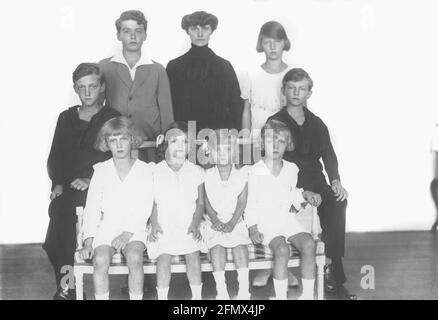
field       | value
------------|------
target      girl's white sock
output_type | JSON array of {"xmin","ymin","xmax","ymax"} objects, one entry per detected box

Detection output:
[
  {"xmin": 301, "ymin": 278, "xmax": 315, "ymax": 299},
  {"xmin": 273, "ymin": 278, "xmax": 288, "ymax": 300},
  {"xmin": 236, "ymin": 268, "xmax": 250, "ymax": 299},
  {"xmin": 190, "ymin": 283, "xmax": 203, "ymax": 300},
  {"xmin": 129, "ymin": 292, "xmax": 143, "ymax": 300},
  {"xmin": 156, "ymin": 286, "xmax": 169, "ymax": 300},
  {"xmin": 95, "ymin": 291, "xmax": 109, "ymax": 300},
  {"xmin": 213, "ymin": 271, "xmax": 228, "ymax": 299}
]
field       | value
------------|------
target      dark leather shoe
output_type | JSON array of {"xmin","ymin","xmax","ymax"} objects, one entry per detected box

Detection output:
[
  {"xmin": 335, "ymin": 285, "xmax": 357, "ymax": 300},
  {"xmin": 324, "ymin": 265, "xmax": 357, "ymax": 300}
]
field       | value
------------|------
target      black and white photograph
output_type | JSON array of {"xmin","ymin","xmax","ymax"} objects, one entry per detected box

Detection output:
[{"xmin": 0, "ymin": 0, "xmax": 438, "ymax": 304}]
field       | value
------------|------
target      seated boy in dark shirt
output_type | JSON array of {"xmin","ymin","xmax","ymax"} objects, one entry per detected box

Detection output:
[{"xmin": 269, "ymin": 68, "xmax": 356, "ymax": 300}]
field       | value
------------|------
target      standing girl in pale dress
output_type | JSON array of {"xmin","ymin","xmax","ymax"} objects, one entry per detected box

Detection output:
[
  {"xmin": 78, "ymin": 116, "xmax": 154, "ymax": 300},
  {"xmin": 147, "ymin": 122, "xmax": 206, "ymax": 300},
  {"xmin": 241, "ymin": 21, "xmax": 292, "ymax": 136},
  {"xmin": 200, "ymin": 130, "xmax": 251, "ymax": 300}
]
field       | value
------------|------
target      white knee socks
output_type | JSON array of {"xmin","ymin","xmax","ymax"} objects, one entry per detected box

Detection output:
[
  {"xmin": 273, "ymin": 278, "xmax": 288, "ymax": 300},
  {"xmin": 190, "ymin": 283, "xmax": 203, "ymax": 300},
  {"xmin": 300, "ymin": 278, "xmax": 315, "ymax": 300},
  {"xmin": 213, "ymin": 271, "xmax": 229, "ymax": 299},
  {"xmin": 236, "ymin": 268, "xmax": 250, "ymax": 299},
  {"xmin": 129, "ymin": 292, "xmax": 143, "ymax": 300},
  {"xmin": 156, "ymin": 286, "xmax": 169, "ymax": 300},
  {"xmin": 95, "ymin": 291, "xmax": 109, "ymax": 300}
]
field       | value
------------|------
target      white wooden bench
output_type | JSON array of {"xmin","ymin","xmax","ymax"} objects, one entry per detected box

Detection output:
[{"xmin": 73, "ymin": 205, "xmax": 325, "ymax": 300}]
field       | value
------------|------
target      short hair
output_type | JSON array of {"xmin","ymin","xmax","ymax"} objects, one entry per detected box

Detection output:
[
  {"xmin": 181, "ymin": 11, "xmax": 218, "ymax": 32},
  {"xmin": 282, "ymin": 68, "xmax": 314, "ymax": 91},
  {"xmin": 206, "ymin": 129, "xmax": 239, "ymax": 166},
  {"xmin": 261, "ymin": 119, "xmax": 294, "ymax": 151},
  {"xmin": 156, "ymin": 121, "xmax": 189, "ymax": 161},
  {"xmin": 94, "ymin": 116, "xmax": 145, "ymax": 152},
  {"xmin": 256, "ymin": 21, "xmax": 291, "ymax": 53},
  {"xmin": 72, "ymin": 63, "xmax": 105, "ymax": 85},
  {"xmin": 115, "ymin": 10, "xmax": 148, "ymax": 33}
]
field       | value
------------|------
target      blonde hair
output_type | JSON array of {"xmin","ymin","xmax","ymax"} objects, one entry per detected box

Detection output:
[
  {"xmin": 94, "ymin": 116, "xmax": 145, "ymax": 152},
  {"xmin": 261, "ymin": 119, "xmax": 294, "ymax": 152}
]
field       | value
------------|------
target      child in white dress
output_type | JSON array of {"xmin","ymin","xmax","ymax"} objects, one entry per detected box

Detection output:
[
  {"xmin": 78, "ymin": 116, "xmax": 154, "ymax": 300},
  {"xmin": 200, "ymin": 130, "xmax": 251, "ymax": 300},
  {"xmin": 147, "ymin": 122, "xmax": 206, "ymax": 300},
  {"xmin": 246, "ymin": 119, "xmax": 321, "ymax": 300}
]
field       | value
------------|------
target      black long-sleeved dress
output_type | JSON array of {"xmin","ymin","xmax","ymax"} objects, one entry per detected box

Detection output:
[
  {"xmin": 269, "ymin": 107, "xmax": 347, "ymax": 285},
  {"xmin": 166, "ymin": 44, "xmax": 243, "ymax": 131},
  {"xmin": 43, "ymin": 105, "xmax": 120, "ymax": 288}
]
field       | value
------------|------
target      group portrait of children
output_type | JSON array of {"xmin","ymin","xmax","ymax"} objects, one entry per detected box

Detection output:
[{"xmin": 44, "ymin": 9, "xmax": 354, "ymax": 301}]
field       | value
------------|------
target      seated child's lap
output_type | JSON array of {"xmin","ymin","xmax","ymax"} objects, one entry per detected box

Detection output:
[
  {"xmin": 93, "ymin": 231, "xmax": 147, "ymax": 252},
  {"xmin": 260, "ymin": 213, "xmax": 309, "ymax": 246}
]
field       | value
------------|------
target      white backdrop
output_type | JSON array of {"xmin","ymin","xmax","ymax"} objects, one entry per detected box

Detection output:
[{"xmin": 1, "ymin": 0, "xmax": 438, "ymax": 244}]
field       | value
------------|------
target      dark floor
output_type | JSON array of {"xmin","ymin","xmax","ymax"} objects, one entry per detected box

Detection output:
[{"xmin": 1, "ymin": 231, "xmax": 438, "ymax": 300}]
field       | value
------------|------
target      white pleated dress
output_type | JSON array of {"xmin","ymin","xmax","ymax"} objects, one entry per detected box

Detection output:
[
  {"xmin": 82, "ymin": 159, "xmax": 155, "ymax": 250},
  {"xmin": 245, "ymin": 160, "xmax": 309, "ymax": 246},
  {"xmin": 146, "ymin": 160, "xmax": 207, "ymax": 259},
  {"xmin": 200, "ymin": 166, "xmax": 251, "ymax": 249}
]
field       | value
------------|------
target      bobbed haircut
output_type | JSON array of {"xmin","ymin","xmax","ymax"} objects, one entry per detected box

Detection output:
[
  {"xmin": 72, "ymin": 63, "xmax": 105, "ymax": 85},
  {"xmin": 115, "ymin": 10, "xmax": 148, "ymax": 33},
  {"xmin": 256, "ymin": 21, "xmax": 291, "ymax": 53},
  {"xmin": 282, "ymin": 68, "xmax": 314, "ymax": 91},
  {"xmin": 94, "ymin": 116, "xmax": 145, "ymax": 152},
  {"xmin": 261, "ymin": 119, "xmax": 294, "ymax": 152},
  {"xmin": 206, "ymin": 129, "xmax": 239, "ymax": 166},
  {"xmin": 156, "ymin": 121, "xmax": 189, "ymax": 161},
  {"xmin": 181, "ymin": 11, "xmax": 218, "ymax": 32}
]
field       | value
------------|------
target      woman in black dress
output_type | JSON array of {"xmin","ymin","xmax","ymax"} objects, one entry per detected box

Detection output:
[
  {"xmin": 43, "ymin": 63, "xmax": 120, "ymax": 300},
  {"xmin": 166, "ymin": 11, "xmax": 243, "ymax": 133}
]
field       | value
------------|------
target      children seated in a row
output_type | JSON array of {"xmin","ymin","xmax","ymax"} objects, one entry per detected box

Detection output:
[{"xmin": 79, "ymin": 117, "xmax": 320, "ymax": 300}]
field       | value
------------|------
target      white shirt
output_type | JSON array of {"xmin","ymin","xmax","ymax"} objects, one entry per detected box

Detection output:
[
  {"xmin": 110, "ymin": 49, "xmax": 154, "ymax": 80},
  {"xmin": 245, "ymin": 160, "xmax": 305, "ymax": 228}
]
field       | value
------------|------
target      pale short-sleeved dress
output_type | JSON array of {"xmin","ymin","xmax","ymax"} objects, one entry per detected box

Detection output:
[
  {"xmin": 200, "ymin": 166, "xmax": 251, "ymax": 249},
  {"xmin": 82, "ymin": 159, "xmax": 155, "ymax": 249},
  {"xmin": 245, "ymin": 160, "xmax": 309, "ymax": 246},
  {"xmin": 240, "ymin": 66, "xmax": 291, "ymax": 135},
  {"xmin": 146, "ymin": 160, "xmax": 207, "ymax": 259}
]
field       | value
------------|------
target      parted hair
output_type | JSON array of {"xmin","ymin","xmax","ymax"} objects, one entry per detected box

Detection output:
[
  {"xmin": 256, "ymin": 21, "xmax": 291, "ymax": 53},
  {"xmin": 94, "ymin": 116, "xmax": 145, "ymax": 152},
  {"xmin": 115, "ymin": 10, "xmax": 148, "ymax": 33},
  {"xmin": 72, "ymin": 63, "xmax": 105, "ymax": 85},
  {"xmin": 181, "ymin": 11, "xmax": 218, "ymax": 32},
  {"xmin": 282, "ymin": 68, "xmax": 314, "ymax": 91},
  {"xmin": 156, "ymin": 121, "xmax": 189, "ymax": 161},
  {"xmin": 261, "ymin": 119, "xmax": 294, "ymax": 151}
]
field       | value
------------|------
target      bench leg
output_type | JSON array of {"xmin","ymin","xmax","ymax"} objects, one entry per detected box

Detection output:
[
  {"xmin": 74, "ymin": 270, "xmax": 84, "ymax": 300},
  {"xmin": 316, "ymin": 262, "xmax": 324, "ymax": 300}
]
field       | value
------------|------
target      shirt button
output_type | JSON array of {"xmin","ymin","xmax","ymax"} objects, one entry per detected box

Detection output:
[{"xmin": 129, "ymin": 96, "xmax": 133, "ymax": 101}]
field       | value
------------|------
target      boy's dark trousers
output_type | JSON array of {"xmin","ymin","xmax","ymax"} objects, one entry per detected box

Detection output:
[
  {"xmin": 43, "ymin": 188, "xmax": 87, "ymax": 289},
  {"xmin": 315, "ymin": 183, "xmax": 347, "ymax": 286}
]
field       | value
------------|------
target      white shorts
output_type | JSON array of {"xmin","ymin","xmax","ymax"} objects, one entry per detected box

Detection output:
[
  {"xmin": 258, "ymin": 213, "xmax": 309, "ymax": 246},
  {"xmin": 92, "ymin": 230, "xmax": 147, "ymax": 251}
]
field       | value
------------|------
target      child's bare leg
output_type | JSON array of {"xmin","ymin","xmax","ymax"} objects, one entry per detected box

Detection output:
[
  {"xmin": 232, "ymin": 245, "xmax": 250, "ymax": 299},
  {"xmin": 288, "ymin": 232, "xmax": 316, "ymax": 299},
  {"xmin": 269, "ymin": 236, "xmax": 290, "ymax": 299},
  {"xmin": 185, "ymin": 251, "xmax": 202, "ymax": 300},
  {"xmin": 93, "ymin": 245, "xmax": 115, "ymax": 299},
  {"xmin": 124, "ymin": 241, "xmax": 145, "ymax": 300},
  {"xmin": 210, "ymin": 245, "xmax": 228, "ymax": 299},
  {"xmin": 156, "ymin": 254, "xmax": 172, "ymax": 300}
]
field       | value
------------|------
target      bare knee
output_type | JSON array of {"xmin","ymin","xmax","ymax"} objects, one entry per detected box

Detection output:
[
  {"xmin": 300, "ymin": 237, "xmax": 316, "ymax": 255},
  {"xmin": 126, "ymin": 249, "xmax": 143, "ymax": 267},
  {"xmin": 275, "ymin": 243, "xmax": 290, "ymax": 259},
  {"xmin": 94, "ymin": 251, "xmax": 111, "ymax": 269}
]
